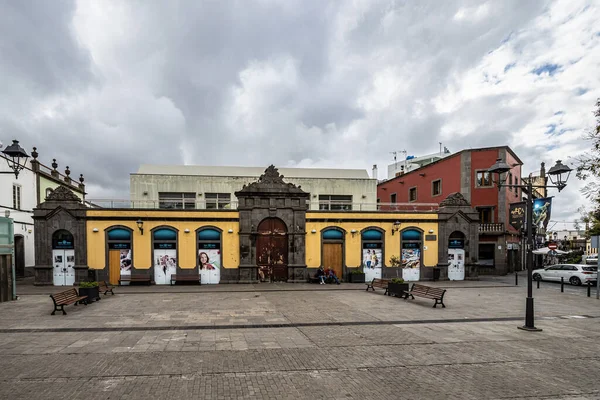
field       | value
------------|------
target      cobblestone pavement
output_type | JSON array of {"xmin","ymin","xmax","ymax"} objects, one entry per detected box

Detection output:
[{"xmin": 1, "ymin": 281, "xmax": 599, "ymax": 399}]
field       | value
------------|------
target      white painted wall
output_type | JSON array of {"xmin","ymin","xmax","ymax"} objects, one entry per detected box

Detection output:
[
  {"xmin": 0, "ymin": 157, "xmax": 36, "ymax": 268},
  {"xmin": 130, "ymin": 174, "xmax": 378, "ymax": 210}
]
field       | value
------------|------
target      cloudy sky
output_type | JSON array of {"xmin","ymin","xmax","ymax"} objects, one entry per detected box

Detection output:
[{"xmin": 1, "ymin": 0, "xmax": 598, "ymax": 225}]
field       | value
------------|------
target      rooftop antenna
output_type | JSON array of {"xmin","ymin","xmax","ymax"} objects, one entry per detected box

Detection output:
[
  {"xmin": 439, "ymin": 142, "xmax": 442, "ymax": 156},
  {"xmin": 390, "ymin": 151, "xmax": 398, "ymax": 169}
]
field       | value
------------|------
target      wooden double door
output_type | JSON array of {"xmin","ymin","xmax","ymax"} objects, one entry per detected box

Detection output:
[
  {"xmin": 322, "ymin": 243, "xmax": 343, "ymax": 279},
  {"xmin": 256, "ymin": 218, "xmax": 288, "ymax": 282}
]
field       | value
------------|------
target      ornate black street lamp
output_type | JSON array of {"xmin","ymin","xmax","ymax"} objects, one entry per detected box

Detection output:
[
  {"xmin": 1, "ymin": 140, "xmax": 30, "ymax": 179},
  {"xmin": 488, "ymin": 158, "xmax": 571, "ymax": 331}
]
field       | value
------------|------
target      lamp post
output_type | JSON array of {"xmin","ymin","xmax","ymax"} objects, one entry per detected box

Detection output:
[
  {"xmin": 1, "ymin": 140, "xmax": 30, "ymax": 179},
  {"xmin": 488, "ymin": 158, "xmax": 571, "ymax": 331}
]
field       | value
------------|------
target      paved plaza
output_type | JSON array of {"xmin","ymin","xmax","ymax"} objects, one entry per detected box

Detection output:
[{"xmin": 0, "ymin": 279, "xmax": 599, "ymax": 399}]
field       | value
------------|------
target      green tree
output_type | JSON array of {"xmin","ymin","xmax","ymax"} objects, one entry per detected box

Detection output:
[{"xmin": 575, "ymin": 98, "xmax": 600, "ymax": 236}]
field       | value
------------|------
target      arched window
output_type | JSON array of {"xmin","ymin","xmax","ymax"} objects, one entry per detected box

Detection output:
[
  {"xmin": 400, "ymin": 229, "xmax": 422, "ymax": 268},
  {"xmin": 152, "ymin": 227, "xmax": 178, "ymax": 285},
  {"xmin": 449, "ymin": 231, "xmax": 466, "ymax": 249},
  {"xmin": 361, "ymin": 228, "xmax": 384, "ymax": 280},
  {"xmin": 197, "ymin": 227, "xmax": 222, "ymax": 284},
  {"xmin": 106, "ymin": 226, "xmax": 133, "ymax": 285},
  {"xmin": 52, "ymin": 229, "xmax": 74, "ymax": 249}
]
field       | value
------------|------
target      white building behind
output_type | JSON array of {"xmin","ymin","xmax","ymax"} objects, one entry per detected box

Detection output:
[
  {"xmin": 387, "ymin": 148, "xmax": 452, "ymax": 179},
  {"xmin": 0, "ymin": 154, "xmax": 36, "ymax": 275},
  {"xmin": 129, "ymin": 165, "xmax": 378, "ymax": 211},
  {"xmin": 1, "ymin": 142, "xmax": 87, "ymax": 277}
]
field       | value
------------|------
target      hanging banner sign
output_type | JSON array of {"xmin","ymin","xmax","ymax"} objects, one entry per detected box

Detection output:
[
  {"xmin": 533, "ymin": 197, "xmax": 552, "ymax": 231},
  {"xmin": 509, "ymin": 202, "xmax": 526, "ymax": 231}
]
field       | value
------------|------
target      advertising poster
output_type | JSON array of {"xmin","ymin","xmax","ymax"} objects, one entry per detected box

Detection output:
[
  {"xmin": 362, "ymin": 245, "xmax": 382, "ymax": 282},
  {"xmin": 120, "ymin": 249, "xmax": 132, "ymax": 277},
  {"xmin": 401, "ymin": 247, "xmax": 421, "ymax": 281},
  {"xmin": 533, "ymin": 197, "xmax": 552, "ymax": 231},
  {"xmin": 199, "ymin": 244, "xmax": 221, "ymax": 284},
  {"xmin": 154, "ymin": 250, "xmax": 177, "ymax": 285}
]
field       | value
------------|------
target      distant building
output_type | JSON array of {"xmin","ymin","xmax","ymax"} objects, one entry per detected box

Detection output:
[
  {"xmin": 387, "ymin": 147, "xmax": 452, "ymax": 179},
  {"xmin": 0, "ymin": 145, "xmax": 86, "ymax": 277},
  {"xmin": 378, "ymin": 146, "xmax": 524, "ymax": 275},
  {"xmin": 128, "ymin": 165, "xmax": 378, "ymax": 211}
]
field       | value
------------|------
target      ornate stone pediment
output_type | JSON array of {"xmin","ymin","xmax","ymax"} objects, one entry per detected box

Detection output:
[
  {"xmin": 439, "ymin": 192, "xmax": 470, "ymax": 207},
  {"xmin": 46, "ymin": 185, "xmax": 82, "ymax": 203},
  {"xmin": 236, "ymin": 165, "xmax": 307, "ymax": 195}
]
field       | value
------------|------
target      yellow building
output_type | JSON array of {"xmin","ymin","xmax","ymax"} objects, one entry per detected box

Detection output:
[{"xmin": 84, "ymin": 208, "xmax": 438, "ymax": 285}]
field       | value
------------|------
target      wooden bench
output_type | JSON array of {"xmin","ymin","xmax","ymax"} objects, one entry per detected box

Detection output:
[
  {"xmin": 98, "ymin": 281, "xmax": 115, "ymax": 295},
  {"xmin": 49, "ymin": 288, "xmax": 88, "ymax": 315},
  {"xmin": 403, "ymin": 283, "xmax": 447, "ymax": 308},
  {"xmin": 118, "ymin": 275, "xmax": 152, "ymax": 285},
  {"xmin": 170, "ymin": 274, "xmax": 201, "ymax": 285},
  {"xmin": 365, "ymin": 278, "xmax": 390, "ymax": 295}
]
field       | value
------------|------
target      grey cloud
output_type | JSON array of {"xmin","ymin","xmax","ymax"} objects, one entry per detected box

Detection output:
[{"xmin": 0, "ymin": 0, "xmax": 597, "ymax": 225}]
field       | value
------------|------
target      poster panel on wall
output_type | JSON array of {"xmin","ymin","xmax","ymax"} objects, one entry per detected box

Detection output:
[
  {"xmin": 401, "ymin": 243, "xmax": 421, "ymax": 281},
  {"xmin": 154, "ymin": 249, "xmax": 177, "ymax": 285},
  {"xmin": 199, "ymin": 243, "xmax": 221, "ymax": 284},
  {"xmin": 362, "ymin": 243, "xmax": 382, "ymax": 281},
  {"xmin": 448, "ymin": 248, "xmax": 465, "ymax": 281},
  {"xmin": 120, "ymin": 249, "xmax": 132, "ymax": 277}
]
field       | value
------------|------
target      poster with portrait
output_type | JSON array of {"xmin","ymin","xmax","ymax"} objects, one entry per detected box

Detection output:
[
  {"xmin": 154, "ymin": 249, "xmax": 177, "ymax": 285},
  {"xmin": 199, "ymin": 243, "xmax": 221, "ymax": 284},
  {"xmin": 362, "ymin": 244, "xmax": 382, "ymax": 282},
  {"xmin": 120, "ymin": 249, "xmax": 132, "ymax": 276}
]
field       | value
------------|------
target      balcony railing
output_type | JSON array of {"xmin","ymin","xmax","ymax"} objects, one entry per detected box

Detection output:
[
  {"xmin": 85, "ymin": 199, "xmax": 440, "ymax": 212},
  {"xmin": 479, "ymin": 223, "xmax": 505, "ymax": 234}
]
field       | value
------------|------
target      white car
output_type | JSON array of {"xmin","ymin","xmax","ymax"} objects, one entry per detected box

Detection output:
[
  {"xmin": 532, "ymin": 264, "xmax": 598, "ymax": 286},
  {"xmin": 585, "ymin": 257, "xmax": 598, "ymax": 265}
]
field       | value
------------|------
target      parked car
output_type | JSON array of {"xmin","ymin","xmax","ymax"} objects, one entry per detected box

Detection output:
[
  {"xmin": 532, "ymin": 264, "xmax": 598, "ymax": 286},
  {"xmin": 585, "ymin": 256, "xmax": 598, "ymax": 265}
]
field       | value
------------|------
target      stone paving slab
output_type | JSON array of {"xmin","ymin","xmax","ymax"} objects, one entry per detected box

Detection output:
[
  {"xmin": 1, "ymin": 284, "xmax": 599, "ymax": 331},
  {"xmin": 1, "ymin": 282, "xmax": 600, "ymax": 399}
]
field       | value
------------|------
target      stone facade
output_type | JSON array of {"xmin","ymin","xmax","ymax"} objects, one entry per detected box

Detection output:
[
  {"xmin": 33, "ymin": 186, "xmax": 88, "ymax": 285},
  {"xmin": 235, "ymin": 166, "xmax": 310, "ymax": 283},
  {"xmin": 434, "ymin": 192, "xmax": 480, "ymax": 280}
]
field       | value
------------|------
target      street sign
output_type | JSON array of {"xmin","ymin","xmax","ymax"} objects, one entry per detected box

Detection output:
[{"xmin": 548, "ymin": 242, "xmax": 557, "ymax": 250}]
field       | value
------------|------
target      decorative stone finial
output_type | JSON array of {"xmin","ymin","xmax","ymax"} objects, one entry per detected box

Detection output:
[
  {"xmin": 79, "ymin": 174, "xmax": 84, "ymax": 184},
  {"xmin": 31, "ymin": 147, "xmax": 38, "ymax": 160},
  {"xmin": 52, "ymin": 159, "xmax": 58, "ymax": 170},
  {"xmin": 65, "ymin": 166, "xmax": 71, "ymax": 177}
]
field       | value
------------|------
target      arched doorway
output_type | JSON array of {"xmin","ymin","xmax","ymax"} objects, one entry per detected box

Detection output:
[
  {"xmin": 106, "ymin": 227, "xmax": 133, "ymax": 285},
  {"xmin": 361, "ymin": 228, "xmax": 384, "ymax": 282},
  {"xmin": 256, "ymin": 218, "xmax": 288, "ymax": 282},
  {"xmin": 197, "ymin": 227, "xmax": 222, "ymax": 284},
  {"xmin": 400, "ymin": 228, "xmax": 422, "ymax": 281},
  {"xmin": 152, "ymin": 227, "xmax": 178, "ymax": 285},
  {"xmin": 448, "ymin": 231, "xmax": 466, "ymax": 281},
  {"xmin": 321, "ymin": 228, "xmax": 345, "ymax": 280},
  {"xmin": 14, "ymin": 235, "xmax": 25, "ymax": 278},
  {"xmin": 52, "ymin": 230, "xmax": 75, "ymax": 286}
]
